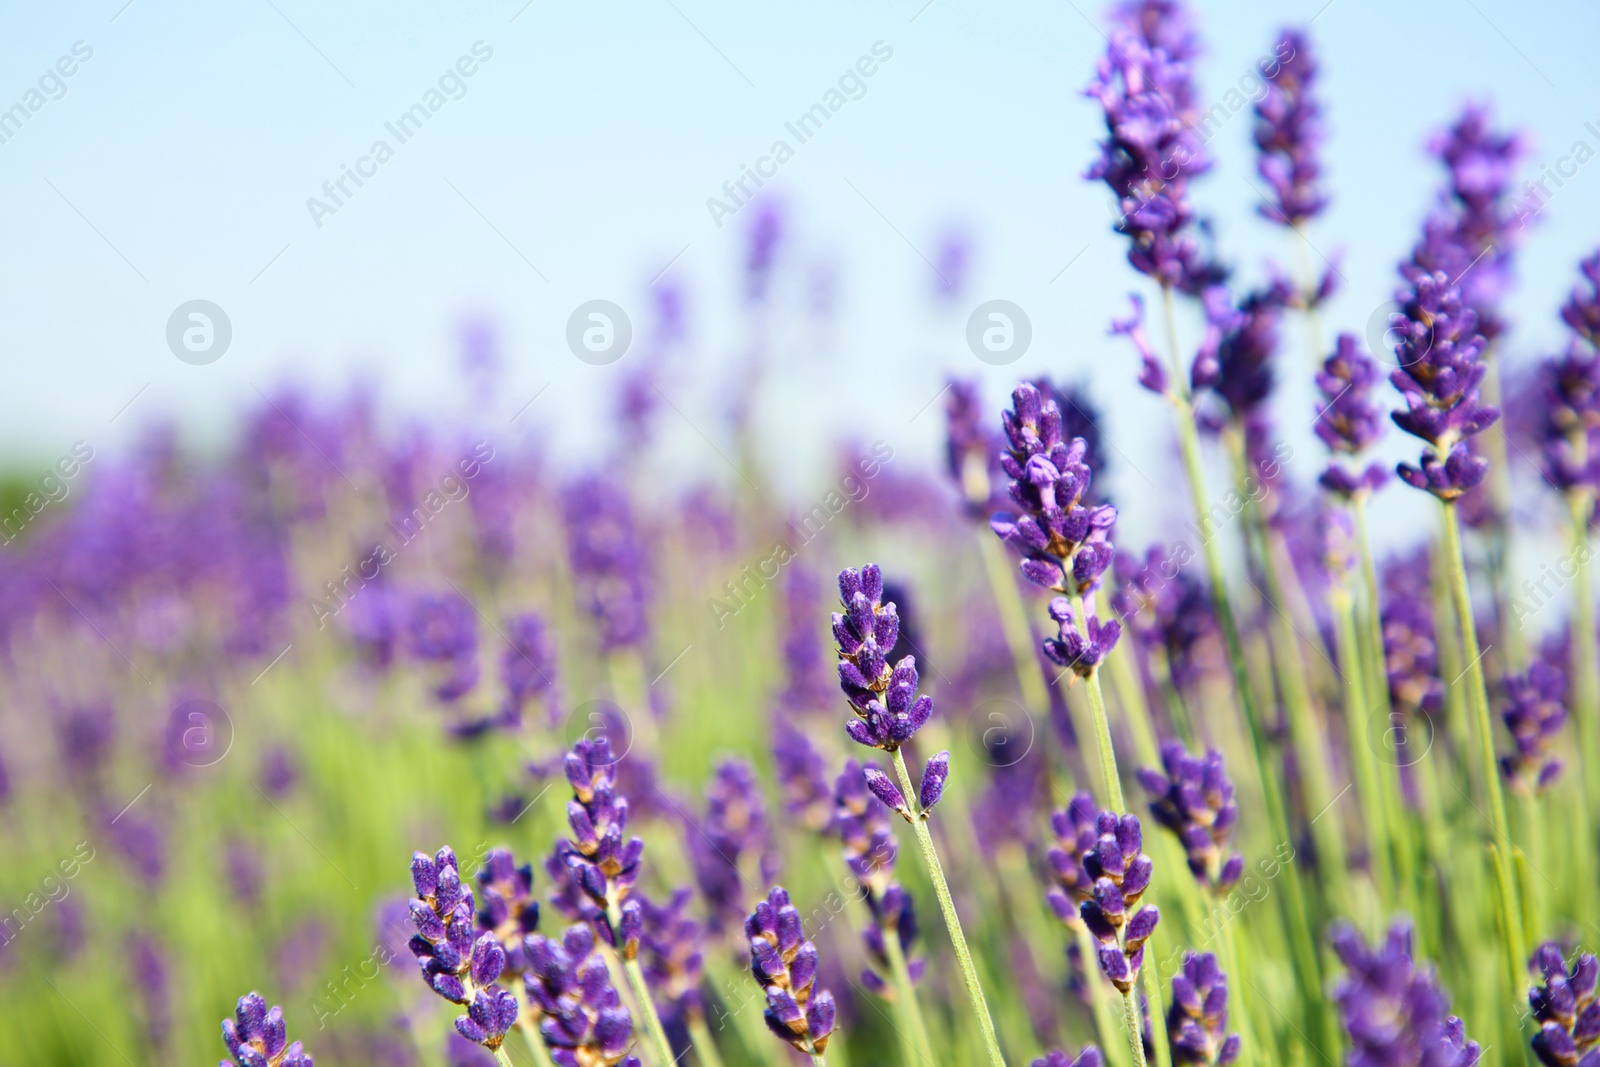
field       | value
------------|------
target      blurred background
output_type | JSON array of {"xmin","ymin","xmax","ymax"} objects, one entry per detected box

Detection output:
[{"xmin": 3, "ymin": 1, "xmax": 1600, "ymax": 1065}]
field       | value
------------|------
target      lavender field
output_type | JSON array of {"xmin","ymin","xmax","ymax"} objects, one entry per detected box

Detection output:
[{"xmin": 3, "ymin": 2, "xmax": 1599, "ymax": 1066}]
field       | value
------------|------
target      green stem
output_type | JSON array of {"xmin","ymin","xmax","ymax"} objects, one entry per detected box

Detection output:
[
  {"xmin": 1569, "ymin": 492, "xmax": 1600, "ymax": 814},
  {"xmin": 1331, "ymin": 586, "xmax": 1394, "ymax": 898},
  {"xmin": 689, "ymin": 1014, "xmax": 728, "ymax": 1067},
  {"xmin": 1438, "ymin": 501, "xmax": 1526, "ymax": 1001},
  {"xmin": 1121, "ymin": 991, "xmax": 1151, "ymax": 1067},
  {"xmin": 609, "ymin": 903, "xmax": 679, "ymax": 1067},
  {"xmin": 493, "ymin": 1049, "xmax": 515, "ymax": 1067},
  {"xmin": 890, "ymin": 747, "xmax": 1008, "ymax": 1067},
  {"xmin": 1140, "ymin": 950, "xmax": 1172, "ymax": 1067},
  {"xmin": 879, "ymin": 910, "xmax": 938, "ymax": 1067},
  {"xmin": 809, "ymin": 1054, "xmax": 829, "ymax": 1067},
  {"xmin": 978, "ymin": 528, "xmax": 1052, "ymax": 716},
  {"xmin": 1078, "ymin": 922, "xmax": 1135, "ymax": 1067},
  {"xmin": 1077, "ymin": 615, "xmax": 1125, "ymax": 811}
]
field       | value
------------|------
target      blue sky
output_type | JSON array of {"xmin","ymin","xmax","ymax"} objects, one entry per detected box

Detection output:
[{"xmin": 2, "ymin": 0, "xmax": 1597, "ymax": 547}]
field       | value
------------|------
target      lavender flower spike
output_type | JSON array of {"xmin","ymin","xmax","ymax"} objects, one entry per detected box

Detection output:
[
  {"xmin": 832, "ymin": 564, "xmax": 931, "ymax": 751},
  {"xmin": 1253, "ymin": 29, "xmax": 1327, "ymax": 228},
  {"xmin": 553, "ymin": 737, "xmax": 645, "ymax": 948},
  {"xmin": 1168, "ymin": 953, "xmax": 1241, "ymax": 1065},
  {"xmin": 747, "ymin": 886, "xmax": 839, "ymax": 1056},
  {"xmin": 1389, "ymin": 270, "xmax": 1500, "ymax": 501},
  {"xmin": 1500, "ymin": 661, "xmax": 1568, "ymax": 796},
  {"xmin": 1331, "ymin": 921, "xmax": 1480, "ymax": 1066},
  {"xmin": 407, "ymin": 846, "xmax": 522, "ymax": 1052},
  {"xmin": 525, "ymin": 924, "xmax": 642, "ymax": 1067},
  {"xmin": 220, "ymin": 992, "xmax": 314, "ymax": 1067},
  {"xmin": 1136, "ymin": 742, "xmax": 1245, "ymax": 892},
  {"xmin": 1315, "ymin": 333, "xmax": 1390, "ymax": 499},
  {"xmin": 1529, "ymin": 941, "xmax": 1600, "ymax": 1067},
  {"xmin": 992, "ymin": 383, "xmax": 1120, "ymax": 599},
  {"xmin": 1077, "ymin": 809, "xmax": 1159, "ymax": 993}
]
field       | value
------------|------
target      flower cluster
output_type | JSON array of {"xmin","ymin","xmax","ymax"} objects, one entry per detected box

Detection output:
[
  {"xmin": 1044, "ymin": 793, "xmax": 1101, "ymax": 929},
  {"xmin": 747, "ymin": 886, "xmax": 838, "ymax": 1055},
  {"xmin": 1168, "ymin": 952, "xmax": 1241, "ymax": 1065},
  {"xmin": 553, "ymin": 737, "xmax": 644, "ymax": 948},
  {"xmin": 1315, "ymin": 333, "xmax": 1390, "ymax": 499},
  {"xmin": 636, "ymin": 889, "xmax": 706, "ymax": 1034},
  {"xmin": 1043, "ymin": 596, "xmax": 1124, "ymax": 679},
  {"xmin": 1085, "ymin": 0, "xmax": 1218, "ymax": 292},
  {"xmin": 771, "ymin": 718, "xmax": 833, "ymax": 831},
  {"xmin": 1331, "ymin": 921, "xmax": 1481, "ymax": 1067},
  {"xmin": 1045, "ymin": 797, "xmax": 1159, "ymax": 992},
  {"xmin": 1137, "ymin": 742, "xmax": 1244, "ymax": 892},
  {"xmin": 1389, "ymin": 270, "xmax": 1501, "ymax": 500},
  {"xmin": 406, "ymin": 592, "xmax": 480, "ymax": 703},
  {"xmin": 525, "ymin": 924, "xmax": 641, "ymax": 1067},
  {"xmin": 1529, "ymin": 941, "xmax": 1600, "ymax": 1067},
  {"xmin": 561, "ymin": 475, "xmax": 652, "ymax": 652},
  {"xmin": 1112, "ymin": 546, "xmax": 1218, "ymax": 694},
  {"xmin": 1499, "ymin": 661, "xmax": 1568, "ymax": 796},
  {"xmin": 992, "ymin": 383, "xmax": 1120, "ymax": 597},
  {"xmin": 1253, "ymin": 28, "xmax": 1326, "ymax": 228},
  {"xmin": 475, "ymin": 848, "xmax": 541, "ymax": 975},
  {"xmin": 219, "ymin": 993, "xmax": 314, "ymax": 1067},
  {"xmin": 832, "ymin": 564, "xmax": 931, "ymax": 751},
  {"xmin": 408, "ymin": 847, "xmax": 520, "ymax": 1052}
]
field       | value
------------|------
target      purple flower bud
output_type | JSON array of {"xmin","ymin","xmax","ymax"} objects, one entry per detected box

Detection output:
[{"xmin": 919, "ymin": 751, "xmax": 950, "ymax": 812}]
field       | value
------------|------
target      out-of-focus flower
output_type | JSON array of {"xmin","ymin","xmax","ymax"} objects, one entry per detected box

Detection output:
[
  {"xmin": 689, "ymin": 759, "xmax": 777, "ymax": 934},
  {"xmin": 1253, "ymin": 29, "xmax": 1326, "ymax": 227},
  {"xmin": 1499, "ymin": 661, "xmax": 1567, "ymax": 796},
  {"xmin": 1316, "ymin": 333, "xmax": 1391, "ymax": 499},
  {"xmin": 1136, "ymin": 742, "xmax": 1244, "ymax": 891},
  {"xmin": 1168, "ymin": 952, "xmax": 1241, "ymax": 1065},
  {"xmin": 1331, "ymin": 921, "xmax": 1480, "ymax": 1067},
  {"xmin": 945, "ymin": 378, "xmax": 1001, "ymax": 517},
  {"xmin": 561, "ymin": 476, "xmax": 652, "ymax": 653},
  {"xmin": 474, "ymin": 848, "xmax": 540, "ymax": 975}
]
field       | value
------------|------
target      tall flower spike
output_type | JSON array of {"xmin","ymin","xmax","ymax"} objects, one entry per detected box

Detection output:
[
  {"xmin": 553, "ymin": 737, "xmax": 645, "ymax": 949},
  {"xmin": 636, "ymin": 890, "xmax": 707, "ymax": 1035},
  {"xmin": 1331, "ymin": 920, "xmax": 1481, "ymax": 1067},
  {"xmin": 771, "ymin": 718, "xmax": 833, "ymax": 831},
  {"xmin": 1390, "ymin": 270, "xmax": 1500, "ymax": 501},
  {"xmin": 407, "ymin": 846, "xmax": 521, "ymax": 1052},
  {"xmin": 832, "ymin": 565, "xmax": 932, "ymax": 750},
  {"xmin": 1499, "ymin": 661, "xmax": 1568, "ymax": 796},
  {"xmin": 747, "ymin": 886, "xmax": 839, "ymax": 1056},
  {"xmin": 525, "ymin": 924, "xmax": 642, "ymax": 1067},
  {"xmin": 946, "ymin": 377, "xmax": 1001, "ymax": 516},
  {"xmin": 992, "ymin": 383, "xmax": 1121, "ymax": 599},
  {"xmin": 1253, "ymin": 29, "xmax": 1326, "ymax": 228},
  {"xmin": 1316, "ymin": 333, "xmax": 1390, "ymax": 499},
  {"xmin": 1168, "ymin": 952, "xmax": 1241, "ymax": 1065},
  {"xmin": 1529, "ymin": 941, "xmax": 1600, "ymax": 1067},
  {"xmin": 1136, "ymin": 742, "xmax": 1244, "ymax": 892},
  {"xmin": 1085, "ymin": 0, "xmax": 1219, "ymax": 293},
  {"xmin": 1539, "ymin": 251, "xmax": 1600, "ymax": 495},
  {"xmin": 220, "ymin": 993, "xmax": 314, "ymax": 1067},
  {"xmin": 1078, "ymin": 811, "xmax": 1159, "ymax": 993}
]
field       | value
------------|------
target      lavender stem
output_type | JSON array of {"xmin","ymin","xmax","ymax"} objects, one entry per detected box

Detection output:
[
  {"xmin": 608, "ymin": 902, "xmax": 679, "ymax": 1067},
  {"xmin": 890, "ymin": 747, "xmax": 1008, "ymax": 1067},
  {"xmin": 1438, "ymin": 499, "xmax": 1527, "ymax": 1003},
  {"xmin": 688, "ymin": 1015, "xmax": 728, "ymax": 1067}
]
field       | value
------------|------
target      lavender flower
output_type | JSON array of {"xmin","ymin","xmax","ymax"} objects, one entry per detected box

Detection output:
[
  {"xmin": 1564, "ymin": 251, "xmax": 1600, "ymax": 347},
  {"xmin": 1078, "ymin": 811, "xmax": 1160, "ymax": 993},
  {"xmin": 1331, "ymin": 921, "xmax": 1480, "ymax": 1067},
  {"xmin": 1253, "ymin": 29, "xmax": 1326, "ymax": 227},
  {"xmin": 746, "ymin": 886, "xmax": 839, "ymax": 1055},
  {"xmin": 1043, "ymin": 596, "xmax": 1123, "ymax": 679},
  {"xmin": 1199, "ymin": 283, "xmax": 1288, "ymax": 432},
  {"xmin": 1168, "ymin": 952, "xmax": 1240, "ymax": 1064},
  {"xmin": 408, "ymin": 846, "xmax": 521, "ymax": 1051},
  {"xmin": 220, "ymin": 992, "xmax": 314, "ymax": 1067},
  {"xmin": 553, "ymin": 737, "xmax": 644, "ymax": 948},
  {"xmin": 561, "ymin": 476, "xmax": 652, "ymax": 652},
  {"xmin": 991, "ymin": 382, "xmax": 1121, "ymax": 599},
  {"xmin": 1136, "ymin": 742, "xmax": 1244, "ymax": 892},
  {"xmin": 832, "ymin": 564, "xmax": 931, "ymax": 750},
  {"xmin": 1316, "ymin": 333, "xmax": 1391, "ymax": 499},
  {"xmin": 779, "ymin": 564, "xmax": 836, "ymax": 713},
  {"xmin": 406, "ymin": 592, "xmax": 480, "ymax": 703},
  {"xmin": 500, "ymin": 613, "xmax": 559, "ymax": 725},
  {"xmin": 525, "ymin": 924, "xmax": 641, "ymax": 1067},
  {"xmin": 1112, "ymin": 546, "xmax": 1218, "ymax": 694},
  {"xmin": 1389, "ymin": 271, "xmax": 1500, "ymax": 501},
  {"xmin": 690, "ymin": 758, "xmax": 778, "ymax": 934},
  {"xmin": 1528, "ymin": 941, "xmax": 1600, "ymax": 1067},
  {"xmin": 1033, "ymin": 1049, "xmax": 1104, "ymax": 1067},
  {"xmin": 1499, "ymin": 661, "xmax": 1567, "ymax": 795},
  {"xmin": 1085, "ymin": 0, "xmax": 1218, "ymax": 293}
]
